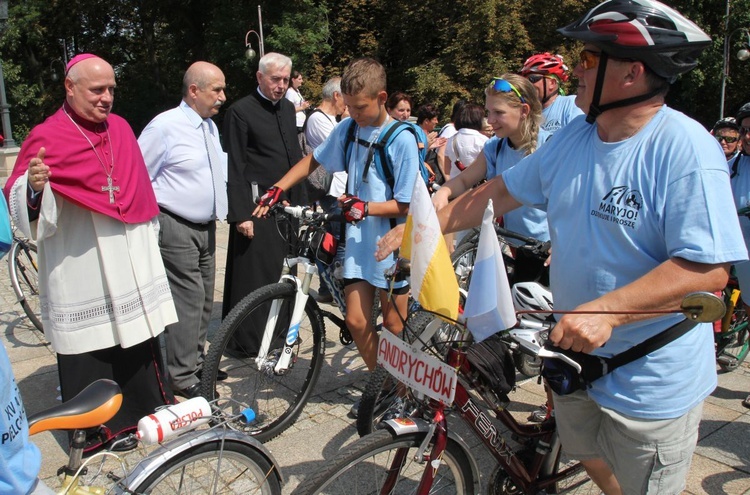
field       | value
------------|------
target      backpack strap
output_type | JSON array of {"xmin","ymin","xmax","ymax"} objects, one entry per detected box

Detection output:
[
  {"xmin": 343, "ymin": 119, "xmax": 358, "ymax": 193},
  {"xmin": 301, "ymin": 108, "xmax": 324, "ymax": 135}
]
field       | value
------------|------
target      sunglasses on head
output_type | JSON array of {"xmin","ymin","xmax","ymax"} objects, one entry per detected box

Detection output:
[
  {"xmin": 716, "ymin": 135, "xmax": 739, "ymax": 144},
  {"xmin": 491, "ymin": 78, "xmax": 526, "ymax": 103}
]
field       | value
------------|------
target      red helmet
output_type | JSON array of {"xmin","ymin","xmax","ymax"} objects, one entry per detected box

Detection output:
[
  {"xmin": 558, "ymin": 0, "xmax": 711, "ymax": 83},
  {"xmin": 521, "ymin": 53, "xmax": 569, "ymax": 82}
]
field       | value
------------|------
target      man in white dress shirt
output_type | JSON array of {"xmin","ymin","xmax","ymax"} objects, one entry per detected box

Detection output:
[{"xmin": 139, "ymin": 61, "xmax": 228, "ymax": 398}]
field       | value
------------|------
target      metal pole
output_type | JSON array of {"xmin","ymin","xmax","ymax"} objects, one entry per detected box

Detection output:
[
  {"xmin": 720, "ymin": 0, "xmax": 731, "ymax": 120},
  {"xmin": 0, "ymin": 0, "xmax": 16, "ymax": 147},
  {"xmin": 257, "ymin": 5, "xmax": 265, "ymax": 58}
]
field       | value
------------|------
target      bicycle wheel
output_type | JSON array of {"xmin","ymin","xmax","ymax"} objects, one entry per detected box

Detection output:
[
  {"xmin": 293, "ymin": 429, "xmax": 475, "ymax": 494},
  {"xmin": 129, "ymin": 439, "xmax": 282, "ymax": 494},
  {"xmin": 8, "ymin": 240, "xmax": 43, "ymax": 331},
  {"xmin": 718, "ymin": 301, "xmax": 750, "ymax": 372},
  {"xmin": 201, "ymin": 282, "xmax": 325, "ymax": 442},
  {"xmin": 356, "ymin": 311, "xmax": 439, "ymax": 437}
]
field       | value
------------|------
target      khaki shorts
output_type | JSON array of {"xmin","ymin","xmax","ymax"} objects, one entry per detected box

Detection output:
[{"xmin": 553, "ymin": 390, "xmax": 702, "ymax": 495}]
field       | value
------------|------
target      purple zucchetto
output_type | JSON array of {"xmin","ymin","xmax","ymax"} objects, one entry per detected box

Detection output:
[{"xmin": 65, "ymin": 53, "xmax": 102, "ymax": 74}]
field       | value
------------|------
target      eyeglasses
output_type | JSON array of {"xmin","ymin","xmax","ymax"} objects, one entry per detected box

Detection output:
[
  {"xmin": 741, "ymin": 126, "xmax": 750, "ymax": 135},
  {"xmin": 526, "ymin": 74, "xmax": 548, "ymax": 84},
  {"xmin": 715, "ymin": 135, "xmax": 739, "ymax": 144},
  {"xmin": 579, "ymin": 50, "xmax": 601, "ymax": 71},
  {"xmin": 491, "ymin": 78, "xmax": 526, "ymax": 103}
]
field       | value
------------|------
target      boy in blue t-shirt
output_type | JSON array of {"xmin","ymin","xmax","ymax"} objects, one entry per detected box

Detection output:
[{"xmin": 253, "ymin": 58, "xmax": 420, "ymax": 374}]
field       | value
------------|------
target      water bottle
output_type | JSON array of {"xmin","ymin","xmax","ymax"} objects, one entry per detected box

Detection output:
[{"xmin": 136, "ymin": 397, "xmax": 212, "ymax": 445}]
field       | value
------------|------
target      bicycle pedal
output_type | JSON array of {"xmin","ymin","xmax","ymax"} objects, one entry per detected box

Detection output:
[{"xmin": 717, "ymin": 354, "xmax": 739, "ymax": 369}]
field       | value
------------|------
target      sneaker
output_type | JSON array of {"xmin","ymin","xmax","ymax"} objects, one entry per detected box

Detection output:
[
  {"xmin": 527, "ymin": 404, "xmax": 549, "ymax": 423},
  {"xmin": 743, "ymin": 395, "xmax": 750, "ymax": 409}
]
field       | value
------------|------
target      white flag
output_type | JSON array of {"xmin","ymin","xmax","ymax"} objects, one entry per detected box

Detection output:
[{"xmin": 462, "ymin": 199, "xmax": 517, "ymax": 342}]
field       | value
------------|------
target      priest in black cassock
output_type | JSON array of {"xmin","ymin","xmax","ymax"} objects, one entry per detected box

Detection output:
[{"xmin": 222, "ymin": 52, "xmax": 307, "ymax": 354}]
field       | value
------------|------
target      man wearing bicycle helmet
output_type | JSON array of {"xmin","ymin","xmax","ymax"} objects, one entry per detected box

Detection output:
[
  {"xmin": 378, "ymin": 1, "xmax": 747, "ymax": 493},
  {"xmin": 738, "ymin": 102, "xmax": 750, "ymax": 156},
  {"xmin": 520, "ymin": 52, "xmax": 583, "ymax": 134}
]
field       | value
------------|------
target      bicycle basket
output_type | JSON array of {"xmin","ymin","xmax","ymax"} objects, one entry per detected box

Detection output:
[{"xmin": 465, "ymin": 333, "xmax": 516, "ymax": 400}]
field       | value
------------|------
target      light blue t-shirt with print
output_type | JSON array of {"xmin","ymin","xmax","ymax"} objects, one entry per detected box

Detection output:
[
  {"xmin": 484, "ymin": 131, "xmax": 551, "ymax": 241},
  {"xmin": 503, "ymin": 105, "xmax": 747, "ymax": 419},
  {"xmin": 541, "ymin": 95, "xmax": 584, "ymax": 134},
  {"xmin": 314, "ymin": 118, "xmax": 420, "ymax": 289},
  {"xmin": 0, "ymin": 343, "xmax": 41, "ymax": 495}
]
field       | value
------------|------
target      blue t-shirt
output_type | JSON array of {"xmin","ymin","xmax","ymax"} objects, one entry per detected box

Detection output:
[
  {"xmin": 503, "ymin": 105, "xmax": 747, "ymax": 419},
  {"xmin": 541, "ymin": 95, "xmax": 584, "ymax": 134},
  {"xmin": 314, "ymin": 118, "xmax": 420, "ymax": 289},
  {"xmin": 730, "ymin": 154, "xmax": 750, "ymax": 243},
  {"xmin": 0, "ymin": 343, "xmax": 41, "ymax": 495},
  {"xmin": 484, "ymin": 132, "xmax": 551, "ymax": 241}
]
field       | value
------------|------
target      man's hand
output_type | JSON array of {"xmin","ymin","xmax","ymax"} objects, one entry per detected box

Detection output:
[
  {"xmin": 253, "ymin": 186, "xmax": 283, "ymax": 218},
  {"xmin": 236, "ymin": 220, "xmax": 254, "ymax": 239},
  {"xmin": 549, "ymin": 302, "xmax": 616, "ymax": 354},
  {"xmin": 28, "ymin": 148, "xmax": 51, "ymax": 192},
  {"xmin": 340, "ymin": 194, "xmax": 368, "ymax": 224},
  {"xmin": 376, "ymin": 223, "xmax": 406, "ymax": 261}
]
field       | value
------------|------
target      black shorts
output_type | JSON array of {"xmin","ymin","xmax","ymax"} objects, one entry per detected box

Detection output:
[{"xmin": 343, "ymin": 278, "xmax": 410, "ymax": 295}]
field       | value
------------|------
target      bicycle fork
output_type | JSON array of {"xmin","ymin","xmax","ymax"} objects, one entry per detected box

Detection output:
[{"xmin": 256, "ymin": 258, "xmax": 317, "ymax": 375}]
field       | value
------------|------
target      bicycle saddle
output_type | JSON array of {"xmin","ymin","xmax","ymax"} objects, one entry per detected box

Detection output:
[{"xmin": 27, "ymin": 379, "xmax": 122, "ymax": 435}]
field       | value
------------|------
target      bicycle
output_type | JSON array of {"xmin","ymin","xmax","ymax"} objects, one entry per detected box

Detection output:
[
  {"xmin": 200, "ymin": 203, "xmax": 355, "ymax": 442},
  {"xmin": 452, "ymin": 224, "xmax": 551, "ymax": 378},
  {"xmin": 716, "ymin": 205, "xmax": 750, "ymax": 372},
  {"xmin": 28, "ymin": 378, "xmax": 283, "ymax": 494},
  {"xmin": 8, "ymin": 228, "xmax": 43, "ymax": 331},
  {"xmin": 715, "ymin": 272, "xmax": 749, "ymax": 372},
  {"xmin": 296, "ymin": 292, "xmax": 723, "ymax": 494}
]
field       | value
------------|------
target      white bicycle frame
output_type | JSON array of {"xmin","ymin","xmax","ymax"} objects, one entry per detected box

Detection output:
[{"xmin": 256, "ymin": 255, "xmax": 319, "ymax": 374}]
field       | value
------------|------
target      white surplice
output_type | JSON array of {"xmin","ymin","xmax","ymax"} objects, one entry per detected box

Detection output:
[{"xmin": 8, "ymin": 176, "xmax": 177, "ymax": 355}]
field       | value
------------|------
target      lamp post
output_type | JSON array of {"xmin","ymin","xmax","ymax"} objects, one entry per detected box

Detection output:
[
  {"xmin": 719, "ymin": 27, "xmax": 750, "ymax": 119},
  {"xmin": 244, "ymin": 5, "xmax": 265, "ymax": 61},
  {"xmin": 0, "ymin": 0, "xmax": 16, "ymax": 147}
]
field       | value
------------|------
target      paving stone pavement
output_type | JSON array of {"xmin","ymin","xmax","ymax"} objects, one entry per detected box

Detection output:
[{"xmin": 2, "ymin": 221, "xmax": 750, "ymax": 494}]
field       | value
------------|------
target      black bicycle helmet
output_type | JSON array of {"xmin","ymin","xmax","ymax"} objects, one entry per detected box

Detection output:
[
  {"xmin": 558, "ymin": 0, "xmax": 711, "ymax": 83},
  {"xmin": 737, "ymin": 102, "xmax": 750, "ymax": 125},
  {"xmin": 713, "ymin": 117, "xmax": 739, "ymax": 133}
]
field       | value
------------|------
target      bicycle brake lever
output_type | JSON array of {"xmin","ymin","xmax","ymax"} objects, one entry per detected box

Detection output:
[{"xmin": 509, "ymin": 327, "xmax": 583, "ymax": 374}]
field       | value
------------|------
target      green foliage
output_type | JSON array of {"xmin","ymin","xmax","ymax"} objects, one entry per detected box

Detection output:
[{"xmin": 0, "ymin": 0, "xmax": 748, "ymax": 142}]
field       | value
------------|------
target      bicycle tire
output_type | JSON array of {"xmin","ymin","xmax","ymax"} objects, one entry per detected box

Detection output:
[
  {"xmin": 718, "ymin": 302, "xmax": 750, "ymax": 372},
  {"xmin": 129, "ymin": 439, "xmax": 282, "ymax": 494},
  {"xmin": 356, "ymin": 311, "xmax": 436, "ymax": 437},
  {"xmin": 293, "ymin": 429, "xmax": 474, "ymax": 494},
  {"xmin": 8, "ymin": 240, "xmax": 43, "ymax": 331},
  {"xmin": 200, "ymin": 282, "xmax": 325, "ymax": 442}
]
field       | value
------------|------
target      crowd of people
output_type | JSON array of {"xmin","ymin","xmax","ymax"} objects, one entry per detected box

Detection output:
[{"xmin": 2, "ymin": 0, "xmax": 750, "ymax": 494}]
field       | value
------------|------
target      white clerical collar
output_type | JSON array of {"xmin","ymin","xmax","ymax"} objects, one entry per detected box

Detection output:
[{"xmin": 256, "ymin": 87, "xmax": 279, "ymax": 106}]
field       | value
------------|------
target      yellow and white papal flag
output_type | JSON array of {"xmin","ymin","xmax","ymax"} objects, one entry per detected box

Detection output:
[
  {"xmin": 400, "ymin": 180, "xmax": 459, "ymax": 322},
  {"xmin": 462, "ymin": 199, "xmax": 517, "ymax": 342}
]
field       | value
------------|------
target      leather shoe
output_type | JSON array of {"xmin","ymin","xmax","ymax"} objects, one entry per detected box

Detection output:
[
  {"xmin": 173, "ymin": 383, "xmax": 203, "ymax": 399},
  {"xmin": 196, "ymin": 368, "xmax": 228, "ymax": 382}
]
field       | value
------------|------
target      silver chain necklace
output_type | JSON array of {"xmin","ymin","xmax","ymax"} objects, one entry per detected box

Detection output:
[{"xmin": 62, "ymin": 106, "xmax": 120, "ymax": 203}]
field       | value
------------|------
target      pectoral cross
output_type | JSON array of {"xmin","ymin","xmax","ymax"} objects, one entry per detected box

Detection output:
[{"xmin": 102, "ymin": 176, "xmax": 120, "ymax": 204}]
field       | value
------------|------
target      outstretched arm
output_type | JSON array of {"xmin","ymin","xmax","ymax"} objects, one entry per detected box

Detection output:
[
  {"xmin": 376, "ymin": 175, "xmax": 522, "ymax": 260},
  {"xmin": 253, "ymin": 154, "xmax": 320, "ymax": 217}
]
